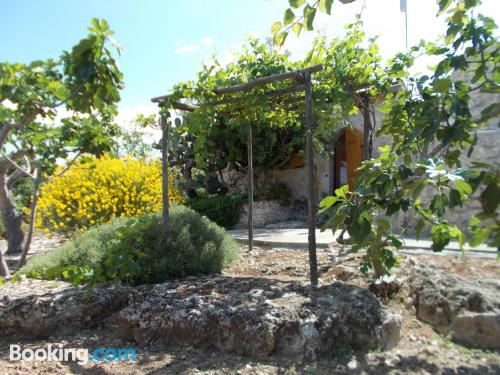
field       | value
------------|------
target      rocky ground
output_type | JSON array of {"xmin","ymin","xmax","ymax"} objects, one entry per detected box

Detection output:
[{"xmin": 0, "ymin": 239, "xmax": 499, "ymax": 374}]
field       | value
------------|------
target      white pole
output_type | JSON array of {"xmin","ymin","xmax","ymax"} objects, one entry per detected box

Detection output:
[{"xmin": 400, "ymin": 0, "xmax": 408, "ymax": 49}]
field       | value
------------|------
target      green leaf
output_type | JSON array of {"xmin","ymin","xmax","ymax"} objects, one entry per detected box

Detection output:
[
  {"xmin": 335, "ymin": 184, "xmax": 349, "ymax": 199},
  {"xmin": 289, "ymin": 0, "xmax": 305, "ymax": 8},
  {"xmin": 480, "ymin": 183, "xmax": 500, "ymax": 214},
  {"xmin": 347, "ymin": 205, "xmax": 372, "ymax": 242},
  {"xmin": 292, "ymin": 22, "xmax": 303, "ymax": 36},
  {"xmin": 319, "ymin": 195, "xmax": 338, "ymax": 210},
  {"xmin": 274, "ymin": 31, "xmax": 289, "ymax": 47},
  {"xmin": 339, "ymin": 0, "xmax": 356, "ymax": 3},
  {"xmin": 410, "ymin": 178, "xmax": 429, "ymax": 200},
  {"xmin": 449, "ymin": 189, "xmax": 462, "ymax": 207},
  {"xmin": 430, "ymin": 194, "xmax": 448, "ymax": 217},
  {"xmin": 433, "ymin": 78, "xmax": 452, "ymax": 93},
  {"xmin": 415, "ymin": 220, "xmax": 426, "ymax": 240},
  {"xmin": 454, "ymin": 180, "xmax": 472, "ymax": 198},
  {"xmin": 470, "ymin": 227, "xmax": 490, "ymax": 247},
  {"xmin": 271, "ymin": 21, "xmax": 283, "ymax": 35},
  {"xmin": 319, "ymin": 0, "xmax": 334, "ymax": 14},
  {"xmin": 431, "ymin": 224, "xmax": 451, "ymax": 252},
  {"xmin": 303, "ymin": 5, "xmax": 317, "ymax": 31},
  {"xmin": 438, "ymin": 0, "xmax": 452, "ymax": 14},
  {"xmin": 284, "ymin": 8, "xmax": 295, "ymax": 25}
]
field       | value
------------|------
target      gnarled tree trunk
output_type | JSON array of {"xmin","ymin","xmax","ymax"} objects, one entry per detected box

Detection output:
[
  {"xmin": 0, "ymin": 172, "xmax": 24, "ymax": 255},
  {"xmin": 17, "ymin": 169, "xmax": 40, "ymax": 269}
]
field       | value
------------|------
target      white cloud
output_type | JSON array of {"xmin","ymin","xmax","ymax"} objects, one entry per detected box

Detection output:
[
  {"xmin": 219, "ymin": 50, "xmax": 236, "ymax": 66},
  {"xmin": 200, "ymin": 36, "xmax": 214, "ymax": 47},
  {"xmin": 175, "ymin": 44, "xmax": 199, "ymax": 55},
  {"xmin": 175, "ymin": 36, "xmax": 215, "ymax": 55}
]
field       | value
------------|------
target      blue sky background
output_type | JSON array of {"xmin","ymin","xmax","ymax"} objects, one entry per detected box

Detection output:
[{"xmin": 1, "ymin": 0, "xmax": 498, "ymax": 122}]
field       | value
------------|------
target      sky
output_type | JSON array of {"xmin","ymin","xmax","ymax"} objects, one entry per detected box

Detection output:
[{"xmin": 1, "ymin": 0, "xmax": 499, "ymax": 126}]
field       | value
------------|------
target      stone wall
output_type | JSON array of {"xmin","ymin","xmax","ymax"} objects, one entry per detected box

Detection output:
[{"xmin": 236, "ymin": 200, "xmax": 293, "ymax": 228}]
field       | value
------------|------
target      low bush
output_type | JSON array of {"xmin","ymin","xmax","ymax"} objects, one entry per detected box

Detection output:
[
  {"xmin": 188, "ymin": 195, "xmax": 243, "ymax": 229},
  {"xmin": 36, "ymin": 155, "xmax": 185, "ymax": 235},
  {"xmin": 20, "ymin": 205, "xmax": 239, "ymax": 285}
]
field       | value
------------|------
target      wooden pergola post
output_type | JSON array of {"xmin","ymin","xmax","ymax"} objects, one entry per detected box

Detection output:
[
  {"xmin": 247, "ymin": 122, "xmax": 253, "ymax": 252},
  {"xmin": 304, "ymin": 71, "xmax": 318, "ymax": 286},
  {"xmin": 160, "ymin": 109, "xmax": 170, "ymax": 243}
]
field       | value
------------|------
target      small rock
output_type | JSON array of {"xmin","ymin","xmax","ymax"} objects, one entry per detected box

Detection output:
[{"xmin": 347, "ymin": 359, "xmax": 358, "ymax": 370}]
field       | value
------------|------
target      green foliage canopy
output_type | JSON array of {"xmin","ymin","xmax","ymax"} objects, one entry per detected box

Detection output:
[
  {"xmin": 320, "ymin": 0, "xmax": 500, "ymax": 277},
  {"xmin": 0, "ymin": 18, "xmax": 123, "ymax": 177}
]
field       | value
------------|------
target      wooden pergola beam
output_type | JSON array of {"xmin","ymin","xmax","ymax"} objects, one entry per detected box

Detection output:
[
  {"xmin": 152, "ymin": 82, "xmax": 308, "ymax": 108},
  {"xmin": 212, "ymin": 64, "xmax": 322, "ymax": 95}
]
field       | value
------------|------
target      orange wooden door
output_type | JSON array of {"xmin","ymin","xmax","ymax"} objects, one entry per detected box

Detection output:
[{"xmin": 345, "ymin": 128, "xmax": 363, "ymax": 190}]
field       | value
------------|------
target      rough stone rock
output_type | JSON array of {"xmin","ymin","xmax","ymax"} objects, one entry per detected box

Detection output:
[
  {"xmin": 378, "ymin": 309, "xmax": 403, "ymax": 350},
  {"xmin": 237, "ymin": 201, "xmax": 293, "ymax": 228},
  {"xmin": 0, "ymin": 277, "xmax": 401, "ymax": 361},
  {"xmin": 410, "ymin": 264, "xmax": 500, "ymax": 350},
  {"xmin": 114, "ymin": 277, "xmax": 401, "ymax": 360},
  {"xmin": 0, "ymin": 280, "xmax": 135, "ymax": 339}
]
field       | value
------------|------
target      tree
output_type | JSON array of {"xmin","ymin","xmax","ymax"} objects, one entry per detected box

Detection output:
[
  {"xmin": 320, "ymin": 0, "xmax": 499, "ymax": 277},
  {"xmin": 115, "ymin": 114, "xmax": 158, "ymax": 159},
  {"xmin": 0, "ymin": 18, "xmax": 123, "ymax": 277}
]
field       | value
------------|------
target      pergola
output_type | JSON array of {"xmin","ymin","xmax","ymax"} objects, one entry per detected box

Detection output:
[{"xmin": 151, "ymin": 64, "xmax": 323, "ymax": 286}]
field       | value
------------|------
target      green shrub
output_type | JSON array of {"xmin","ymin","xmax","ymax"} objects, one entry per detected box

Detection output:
[
  {"xmin": 20, "ymin": 218, "xmax": 126, "ymax": 279},
  {"xmin": 20, "ymin": 205, "xmax": 239, "ymax": 285},
  {"xmin": 188, "ymin": 195, "xmax": 243, "ymax": 229}
]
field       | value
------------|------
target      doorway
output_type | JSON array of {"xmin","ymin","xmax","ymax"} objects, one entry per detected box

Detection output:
[{"xmin": 331, "ymin": 128, "xmax": 364, "ymax": 191}]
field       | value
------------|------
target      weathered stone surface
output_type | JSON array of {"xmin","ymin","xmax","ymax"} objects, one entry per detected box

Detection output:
[
  {"xmin": 0, "ymin": 276, "xmax": 401, "ymax": 360},
  {"xmin": 410, "ymin": 264, "xmax": 500, "ymax": 350},
  {"xmin": 237, "ymin": 200, "xmax": 293, "ymax": 229},
  {"xmin": 0, "ymin": 279, "xmax": 135, "ymax": 339},
  {"xmin": 450, "ymin": 312, "xmax": 500, "ymax": 350},
  {"xmin": 114, "ymin": 277, "xmax": 401, "ymax": 360}
]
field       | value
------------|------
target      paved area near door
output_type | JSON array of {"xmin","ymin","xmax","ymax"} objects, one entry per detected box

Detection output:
[{"xmin": 228, "ymin": 227, "xmax": 498, "ymax": 258}]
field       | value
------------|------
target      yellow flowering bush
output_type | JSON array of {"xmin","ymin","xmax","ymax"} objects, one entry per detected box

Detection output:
[{"xmin": 37, "ymin": 155, "xmax": 184, "ymax": 234}]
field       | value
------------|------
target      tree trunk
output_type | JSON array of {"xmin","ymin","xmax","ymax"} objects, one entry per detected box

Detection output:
[
  {"xmin": 362, "ymin": 95, "xmax": 373, "ymax": 160},
  {"xmin": 0, "ymin": 241, "xmax": 9, "ymax": 277},
  {"xmin": 0, "ymin": 172, "xmax": 24, "ymax": 255},
  {"xmin": 17, "ymin": 169, "xmax": 40, "ymax": 269}
]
